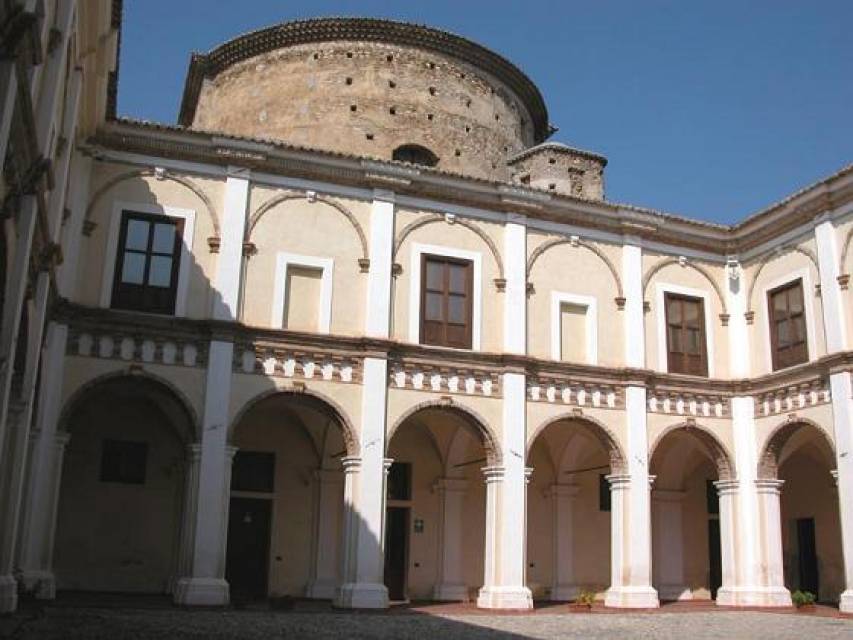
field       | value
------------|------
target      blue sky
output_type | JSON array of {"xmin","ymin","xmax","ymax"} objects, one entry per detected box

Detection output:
[{"xmin": 118, "ymin": 1, "xmax": 852, "ymax": 224}]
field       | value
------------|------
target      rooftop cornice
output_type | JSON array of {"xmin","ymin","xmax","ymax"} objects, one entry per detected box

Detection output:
[
  {"xmin": 91, "ymin": 119, "xmax": 853, "ymax": 256},
  {"xmin": 176, "ymin": 16, "xmax": 550, "ymax": 143}
]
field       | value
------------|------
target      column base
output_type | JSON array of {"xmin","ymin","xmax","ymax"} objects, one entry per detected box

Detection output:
[
  {"xmin": 16, "ymin": 570, "xmax": 56, "ymax": 599},
  {"xmin": 657, "ymin": 584, "xmax": 693, "ymax": 601},
  {"xmin": 0, "ymin": 574, "xmax": 18, "ymax": 614},
  {"xmin": 840, "ymin": 590, "xmax": 853, "ymax": 614},
  {"xmin": 476, "ymin": 585, "xmax": 533, "ymax": 610},
  {"xmin": 550, "ymin": 584, "xmax": 581, "ymax": 602},
  {"xmin": 305, "ymin": 579, "xmax": 337, "ymax": 600},
  {"xmin": 715, "ymin": 586, "xmax": 792, "ymax": 607},
  {"xmin": 604, "ymin": 585, "xmax": 660, "ymax": 608},
  {"xmin": 433, "ymin": 583, "xmax": 469, "ymax": 602},
  {"xmin": 173, "ymin": 577, "xmax": 230, "ymax": 606},
  {"xmin": 333, "ymin": 582, "xmax": 389, "ymax": 609}
]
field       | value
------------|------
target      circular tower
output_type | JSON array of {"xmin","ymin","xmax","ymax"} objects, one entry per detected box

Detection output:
[{"xmin": 178, "ymin": 17, "xmax": 551, "ymax": 181}]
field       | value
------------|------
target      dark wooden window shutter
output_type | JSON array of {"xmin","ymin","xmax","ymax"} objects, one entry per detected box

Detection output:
[
  {"xmin": 768, "ymin": 279, "xmax": 808, "ymax": 370},
  {"xmin": 664, "ymin": 292, "xmax": 708, "ymax": 376},
  {"xmin": 420, "ymin": 254, "xmax": 473, "ymax": 349}
]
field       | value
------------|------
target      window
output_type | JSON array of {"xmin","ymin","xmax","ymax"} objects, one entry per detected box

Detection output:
[
  {"xmin": 664, "ymin": 292, "xmax": 708, "ymax": 376},
  {"xmin": 420, "ymin": 254, "xmax": 473, "ymax": 349},
  {"xmin": 111, "ymin": 211, "xmax": 183, "ymax": 314},
  {"xmin": 282, "ymin": 266, "xmax": 323, "ymax": 331},
  {"xmin": 599, "ymin": 474, "xmax": 611, "ymax": 512},
  {"xmin": 768, "ymin": 278, "xmax": 808, "ymax": 370},
  {"xmin": 387, "ymin": 462, "xmax": 412, "ymax": 501},
  {"xmin": 100, "ymin": 439, "xmax": 148, "ymax": 484},
  {"xmin": 231, "ymin": 451, "xmax": 275, "ymax": 493},
  {"xmin": 392, "ymin": 144, "xmax": 439, "ymax": 167}
]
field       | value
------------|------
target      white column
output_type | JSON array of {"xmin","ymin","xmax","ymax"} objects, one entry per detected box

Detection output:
[
  {"xmin": 550, "ymin": 483, "xmax": 581, "ymax": 601},
  {"xmin": 715, "ymin": 480, "xmax": 739, "ymax": 601},
  {"xmin": 606, "ymin": 238, "xmax": 658, "ymax": 608},
  {"xmin": 334, "ymin": 190, "xmax": 395, "ymax": 608},
  {"xmin": 173, "ymin": 443, "xmax": 202, "ymax": 589},
  {"xmin": 605, "ymin": 474, "xmax": 630, "ymax": 600},
  {"xmin": 0, "ymin": 62, "xmax": 17, "ymax": 165},
  {"xmin": 477, "ymin": 215, "xmax": 532, "ymax": 609},
  {"xmin": 814, "ymin": 217, "xmax": 853, "ymax": 612},
  {"xmin": 306, "ymin": 469, "xmax": 344, "ymax": 599},
  {"xmin": 755, "ymin": 479, "xmax": 790, "ymax": 605},
  {"xmin": 652, "ymin": 490, "xmax": 690, "ymax": 601},
  {"xmin": 337, "ymin": 456, "xmax": 362, "ymax": 597},
  {"xmin": 433, "ymin": 477, "xmax": 470, "ymax": 601},
  {"xmin": 175, "ymin": 167, "xmax": 248, "ymax": 606},
  {"xmin": 479, "ymin": 466, "xmax": 503, "ymax": 602}
]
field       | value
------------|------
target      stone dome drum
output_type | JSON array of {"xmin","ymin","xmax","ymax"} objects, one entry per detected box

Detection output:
[{"xmin": 178, "ymin": 17, "xmax": 551, "ymax": 181}]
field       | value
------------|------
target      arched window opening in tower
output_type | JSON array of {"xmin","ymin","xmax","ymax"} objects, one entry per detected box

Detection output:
[{"xmin": 392, "ymin": 144, "xmax": 439, "ymax": 167}]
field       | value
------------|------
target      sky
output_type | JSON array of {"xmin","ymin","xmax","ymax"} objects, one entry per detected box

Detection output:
[{"xmin": 118, "ymin": 1, "xmax": 852, "ymax": 225}]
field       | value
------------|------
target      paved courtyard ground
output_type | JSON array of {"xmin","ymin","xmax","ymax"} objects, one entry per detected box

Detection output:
[{"xmin": 2, "ymin": 598, "xmax": 852, "ymax": 639}]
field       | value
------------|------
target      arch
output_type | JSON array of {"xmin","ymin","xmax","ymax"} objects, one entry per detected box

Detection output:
[
  {"xmin": 642, "ymin": 257, "xmax": 728, "ymax": 316},
  {"xmin": 526, "ymin": 237, "xmax": 624, "ymax": 303},
  {"xmin": 228, "ymin": 386, "xmax": 359, "ymax": 457},
  {"xmin": 392, "ymin": 214, "xmax": 505, "ymax": 282},
  {"xmin": 393, "ymin": 144, "xmax": 439, "ymax": 167},
  {"xmin": 527, "ymin": 411, "xmax": 627, "ymax": 473},
  {"xmin": 839, "ymin": 226, "xmax": 853, "ymax": 276},
  {"xmin": 84, "ymin": 168, "xmax": 220, "ymax": 238},
  {"xmin": 58, "ymin": 370, "xmax": 199, "ymax": 443},
  {"xmin": 757, "ymin": 415, "xmax": 836, "ymax": 479},
  {"xmin": 745, "ymin": 245, "xmax": 820, "ymax": 315},
  {"xmin": 648, "ymin": 420, "xmax": 736, "ymax": 481},
  {"xmin": 388, "ymin": 398, "xmax": 502, "ymax": 466},
  {"xmin": 247, "ymin": 192, "xmax": 369, "ymax": 265}
]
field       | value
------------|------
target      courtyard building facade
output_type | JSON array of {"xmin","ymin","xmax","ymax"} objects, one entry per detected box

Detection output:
[{"xmin": 1, "ymin": 6, "xmax": 852, "ymax": 616}]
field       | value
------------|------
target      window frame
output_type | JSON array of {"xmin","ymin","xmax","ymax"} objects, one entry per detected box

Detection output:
[
  {"xmin": 409, "ymin": 243, "xmax": 482, "ymax": 350},
  {"xmin": 101, "ymin": 201, "xmax": 195, "ymax": 317},
  {"xmin": 767, "ymin": 277, "xmax": 809, "ymax": 371},
  {"xmin": 270, "ymin": 252, "xmax": 334, "ymax": 333},
  {"xmin": 419, "ymin": 253, "xmax": 474, "ymax": 349},
  {"xmin": 760, "ymin": 269, "xmax": 817, "ymax": 373},
  {"xmin": 655, "ymin": 283, "xmax": 715, "ymax": 377},
  {"xmin": 663, "ymin": 291, "xmax": 709, "ymax": 377}
]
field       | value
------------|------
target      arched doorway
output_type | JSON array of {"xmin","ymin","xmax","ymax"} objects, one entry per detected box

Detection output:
[
  {"xmin": 385, "ymin": 401, "xmax": 499, "ymax": 602},
  {"xmin": 226, "ymin": 390, "xmax": 357, "ymax": 602},
  {"xmin": 758, "ymin": 419, "xmax": 843, "ymax": 604},
  {"xmin": 54, "ymin": 374, "xmax": 195, "ymax": 593},
  {"xmin": 526, "ymin": 414, "xmax": 626, "ymax": 602},
  {"xmin": 649, "ymin": 423, "xmax": 735, "ymax": 602}
]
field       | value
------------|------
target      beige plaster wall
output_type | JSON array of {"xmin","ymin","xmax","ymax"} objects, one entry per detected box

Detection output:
[
  {"xmin": 391, "ymin": 209, "xmax": 504, "ymax": 353},
  {"xmin": 242, "ymin": 189, "xmax": 371, "ymax": 335},
  {"xmin": 526, "ymin": 404, "xmax": 629, "ymax": 462},
  {"xmin": 753, "ymin": 406, "xmax": 836, "ymax": 460},
  {"xmin": 646, "ymin": 415, "xmax": 736, "ymax": 468},
  {"xmin": 80, "ymin": 163, "xmax": 222, "ymax": 319},
  {"xmin": 742, "ymin": 241, "xmax": 825, "ymax": 376},
  {"xmin": 527, "ymin": 233, "xmax": 624, "ymax": 366},
  {"xmin": 834, "ymin": 216, "xmax": 853, "ymax": 345},
  {"xmin": 642, "ymin": 253, "xmax": 730, "ymax": 378}
]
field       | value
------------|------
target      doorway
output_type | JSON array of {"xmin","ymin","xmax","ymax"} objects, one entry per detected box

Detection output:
[
  {"xmin": 796, "ymin": 517, "xmax": 819, "ymax": 599},
  {"xmin": 708, "ymin": 519, "xmax": 722, "ymax": 599},
  {"xmin": 226, "ymin": 497, "xmax": 272, "ymax": 599},
  {"xmin": 384, "ymin": 506, "xmax": 410, "ymax": 601}
]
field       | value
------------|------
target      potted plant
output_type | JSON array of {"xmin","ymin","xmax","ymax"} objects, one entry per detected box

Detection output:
[
  {"xmin": 791, "ymin": 590, "xmax": 816, "ymax": 612},
  {"xmin": 570, "ymin": 589, "xmax": 596, "ymax": 612}
]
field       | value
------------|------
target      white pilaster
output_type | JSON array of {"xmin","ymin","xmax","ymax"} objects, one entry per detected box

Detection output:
[
  {"xmin": 365, "ymin": 190, "xmax": 395, "ymax": 338},
  {"xmin": 306, "ymin": 469, "xmax": 344, "ymax": 599},
  {"xmin": 550, "ymin": 483, "xmax": 581, "ymax": 601},
  {"xmin": 56, "ymin": 153, "xmax": 93, "ymax": 298},
  {"xmin": 622, "ymin": 240, "xmax": 645, "ymax": 368},
  {"xmin": 334, "ymin": 357, "xmax": 389, "ymax": 609},
  {"xmin": 433, "ymin": 477, "xmax": 470, "ymax": 601},
  {"xmin": 174, "ymin": 443, "xmax": 202, "ymax": 591},
  {"xmin": 829, "ymin": 371, "xmax": 853, "ymax": 613},
  {"xmin": 652, "ymin": 490, "xmax": 690, "ymax": 601},
  {"xmin": 503, "ymin": 214, "xmax": 527, "ymax": 353},
  {"xmin": 814, "ymin": 217, "xmax": 847, "ymax": 353},
  {"xmin": 212, "ymin": 168, "xmax": 250, "ymax": 321},
  {"xmin": 605, "ymin": 474, "xmax": 630, "ymax": 603}
]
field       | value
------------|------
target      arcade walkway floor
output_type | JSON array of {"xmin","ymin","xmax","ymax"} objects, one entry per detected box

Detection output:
[{"xmin": 1, "ymin": 596, "xmax": 852, "ymax": 639}]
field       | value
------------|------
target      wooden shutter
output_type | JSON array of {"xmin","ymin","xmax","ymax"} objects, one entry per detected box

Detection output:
[
  {"xmin": 664, "ymin": 293, "xmax": 708, "ymax": 376},
  {"xmin": 420, "ymin": 254, "xmax": 473, "ymax": 349},
  {"xmin": 768, "ymin": 279, "xmax": 808, "ymax": 370}
]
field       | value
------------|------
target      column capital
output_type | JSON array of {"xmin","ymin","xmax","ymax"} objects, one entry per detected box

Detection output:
[
  {"xmin": 481, "ymin": 465, "xmax": 505, "ymax": 483},
  {"xmin": 225, "ymin": 445, "xmax": 238, "ymax": 461},
  {"xmin": 186, "ymin": 442, "xmax": 202, "ymax": 461},
  {"xmin": 341, "ymin": 455, "xmax": 362, "ymax": 473},
  {"xmin": 713, "ymin": 479, "xmax": 740, "ymax": 495},
  {"xmin": 383, "ymin": 457, "xmax": 394, "ymax": 474},
  {"xmin": 605, "ymin": 473, "xmax": 632, "ymax": 490},
  {"xmin": 524, "ymin": 466, "xmax": 534, "ymax": 484},
  {"xmin": 755, "ymin": 478, "xmax": 784, "ymax": 495},
  {"xmin": 831, "ymin": 469, "xmax": 839, "ymax": 486}
]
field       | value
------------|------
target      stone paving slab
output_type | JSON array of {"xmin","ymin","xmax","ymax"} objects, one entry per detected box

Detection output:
[{"xmin": 2, "ymin": 606, "xmax": 853, "ymax": 640}]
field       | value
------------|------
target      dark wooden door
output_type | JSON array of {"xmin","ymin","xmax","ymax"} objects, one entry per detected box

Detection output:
[
  {"xmin": 226, "ymin": 497, "xmax": 272, "ymax": 600},
  {"xmin": 708, "ymin": 519, "xmax": 722, "ymax": 599},
  {"xmin": 383, "ymin": 507, "xmax": 409, "ymax": 601},
  {"xmin": 796, "ymin": 517, "xmax": 819, "ymax": 599}
]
